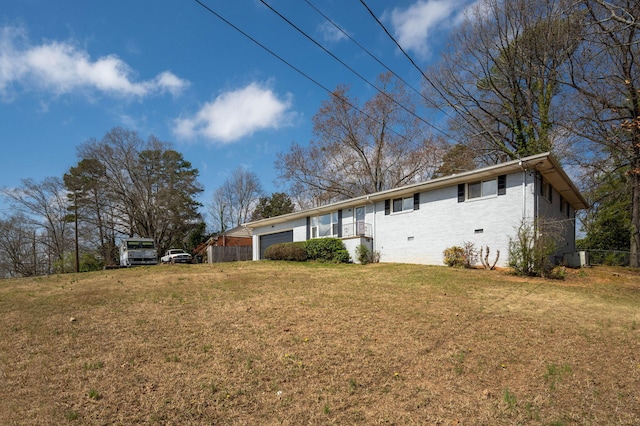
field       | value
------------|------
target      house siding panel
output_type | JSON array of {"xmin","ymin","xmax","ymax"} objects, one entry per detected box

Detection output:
[{"xmin": 373, "ymin": 171, "xmax": 529, "ymax": 266}]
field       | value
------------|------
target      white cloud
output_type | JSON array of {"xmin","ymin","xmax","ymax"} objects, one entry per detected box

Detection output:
[
  {"xmin": 173, "ymin": 82, "xmax": 294, "ymax": 144},
  {"xmin": 319, "ymin": 21, "xmax": 348, "ymax": 43},
  {"xmin": 388, "ymin": 0, "xmax": 468, "ymax": 60},
  {"xmin": 0, "ymin": 25, "xmax": 189, "ymax": 100}
]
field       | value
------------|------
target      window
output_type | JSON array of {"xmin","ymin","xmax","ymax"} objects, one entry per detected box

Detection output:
[
  {"xmin": 560, "ymin": 198, "xmax": 570, "ymax": 217},
  {"xmin": 468, "ymin": 178, "xmax": 498, "ymax": 199},
  {"xmin": 541, "ymin": 179, "xmax": 552, "ymax": 202},
  {"xmin": 310, "ymin": 212, "xmax": 339, "ymax": 238},
  {"xmin": 387, "ymin": 194, "xmax": 420, "ymax": 214},
  {"xmin": 458, "ymin": 174, "xmax": 506, "ymax": 202}
]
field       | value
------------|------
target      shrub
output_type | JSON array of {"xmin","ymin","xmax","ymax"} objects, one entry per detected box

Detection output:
[
  {"xmin": 356, "ymin": 244, "xmax": 370, "ymax": 264},
  {"xmin": 264, "ymin": 242, "xmax": 307, "ymax": 261},
  {"xmin": 508, "ymin": 220, "xmax": 562, "ymax": 277},
  {"xmin": 462, "ymin": 241, "xmax": 478, "ymax": 268},
  {"xmin": 356, "ymin": 244, "xmax": 380, "ymax": 265},
  {"xmin": 443, "ymin": 246, "xmax": 466, "ymax": 268},
  {"xmin": 305, "ymin": 238, "xmax": 350, "ymax": 263},
  {"xmin": 478, "ymin": 245, "xmax": 500, "ymax": 270},
  {"xmin": 333, "ymin": 249, "xmax": 351, "ymax": 264},
  {"xmin": 548, "ymin": 265, "xmax": 566, "ymax": 280}
]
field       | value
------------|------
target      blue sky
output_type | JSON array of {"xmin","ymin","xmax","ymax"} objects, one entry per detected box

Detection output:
[{"xmin": 1, "ymin": 0, "xmax": 476, "ymax": 219}]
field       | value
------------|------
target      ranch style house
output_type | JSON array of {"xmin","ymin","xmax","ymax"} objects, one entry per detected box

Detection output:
[{"xmin": 244, "ymin": 152, "xmax": 588, "ymax": 267}]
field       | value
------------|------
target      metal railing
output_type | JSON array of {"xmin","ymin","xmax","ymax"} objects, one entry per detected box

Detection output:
[{"xmin": 342, "ymin": 222, "xmax": 373, "ymax": 238}]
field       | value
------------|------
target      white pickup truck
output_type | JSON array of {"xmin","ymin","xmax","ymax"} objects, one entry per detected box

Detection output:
[{"xmin": 160, "ymin": 249, "xmax": 193, "ymax": 264}]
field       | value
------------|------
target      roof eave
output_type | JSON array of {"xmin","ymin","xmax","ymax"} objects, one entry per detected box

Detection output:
[{"xmin": 244, "ymin": 152, "xmax": 588, "ymax": 228}]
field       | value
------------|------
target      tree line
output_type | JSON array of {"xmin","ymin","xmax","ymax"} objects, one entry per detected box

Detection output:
[
  {"xmin": 1, "ymin": 0, "xmax": 638, "ymax": 275},
  {"xmin": 0, "ymin": 127, "xmax": 296, "ymax": 277}
]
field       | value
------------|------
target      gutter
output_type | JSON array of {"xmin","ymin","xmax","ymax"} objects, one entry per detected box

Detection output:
[{"xmin": 243, "ymin": 152, "xmax": 586, "ymax": 229}]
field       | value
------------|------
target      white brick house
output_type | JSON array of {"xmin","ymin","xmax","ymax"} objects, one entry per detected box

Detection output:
[{"xmin": 244, "ymin": 153, "xmax": 588, "ymax": 267}]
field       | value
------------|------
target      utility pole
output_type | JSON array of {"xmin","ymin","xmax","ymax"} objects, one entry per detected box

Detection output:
[{"xmin": 74, "ymin": 191, "xmax": 80, "ymax": 273}]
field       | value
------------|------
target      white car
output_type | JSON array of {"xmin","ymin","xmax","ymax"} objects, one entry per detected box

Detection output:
[{"xmin": 161, "ymin": 249, "xmax": 193, "ymax": 264}]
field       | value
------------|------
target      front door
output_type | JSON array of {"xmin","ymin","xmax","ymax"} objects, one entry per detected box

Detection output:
[{"xmin": 355, "ymin": 206, "xmax": 365, "ymax": 236}]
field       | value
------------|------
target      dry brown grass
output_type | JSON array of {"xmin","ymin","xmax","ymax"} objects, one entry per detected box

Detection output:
[{"xmin": 0, "ymin": 262, "xmax": 639, "ymax": 425}]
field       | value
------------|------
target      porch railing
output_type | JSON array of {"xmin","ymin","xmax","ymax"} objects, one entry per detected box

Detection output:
[{"xmin": 342, "ymin": 222, "xmax": 373, "ymax": 238}]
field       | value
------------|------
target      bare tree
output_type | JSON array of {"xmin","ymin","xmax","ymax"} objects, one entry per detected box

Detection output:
[
  {"xmin": 277, "ymin": 73, "xmax": 439, "ymax": 205},
  {"xmin": 564, "ymin": 0, "xmax": 640, "ymax": 266},
  {"xmin": 425, "ymin": 0, "xmax": 581, "ymax": 162},
  {"xmin": 2, "ymin": 177, "xmax": 71, "ymax": 273},
  {"xmin": 209, "ymin": 167, "xmax": 263, "ymax": 232},
  {"xmin": 0, "ymin": 214, "xmax": 42, "ymax": 277},
  {"xmin": 591, "ymin": 0, "xmax": 639, "ymax": 28}
]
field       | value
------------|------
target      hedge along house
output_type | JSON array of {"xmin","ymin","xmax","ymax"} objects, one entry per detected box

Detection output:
[{"xmin": 244, "ymin": 152, "xmax": 588, "ymax": 267}]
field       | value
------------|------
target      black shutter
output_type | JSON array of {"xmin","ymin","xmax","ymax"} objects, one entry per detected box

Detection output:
[
  {"xmin": 498, "ymin": 175, "xmax": 506, "ymax": 196},
  {"xmin": 457, "ymin": 184, "xmax": 465, "ymax": 203},
  {"xmin": 413, "ymin": 193, "xmax": 420, "ymax": 210},
  {"xmin": 306, "ymin": 216, "xmax": 310, "ymax": 240},
  {"xmin": 384, "ymin": 199, "xmax": 390, "ymax": 215},
  {"xmin": 337, "ymin": 210, "xmax": 343, "ymax": 238}
]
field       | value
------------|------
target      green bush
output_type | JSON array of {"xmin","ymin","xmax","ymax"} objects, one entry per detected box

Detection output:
[
  {"xmin": 305, "ymin": 238, "xmax": 351, "ymax": 263},
  {"xmin": 355, "ymin": 244, "xmax": 380, "ymax": 265},
  {"xmin": 443, "ymin": 246, "xmax": 466, "ymax": 268},
  {"xmin": 333, "ymin": 249, "xmax": 351, "ymax": 264},
  {"xmin": 264, "ymin": 238, "xmax": 351, "ymax": 263},
  {"xmin": 264, "ymin": 242, "xmax": 307, "ymax": 261}
]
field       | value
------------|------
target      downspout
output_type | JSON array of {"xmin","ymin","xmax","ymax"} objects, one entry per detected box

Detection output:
[
  {"xmin": 367, "ymin": 195, "xmax": 375, "ymax": 252},
  {"xmin": 519, "ymin": 160, "xmax": 527, "ymax": 221}
]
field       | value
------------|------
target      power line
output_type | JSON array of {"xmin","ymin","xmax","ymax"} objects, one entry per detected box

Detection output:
[
  {"xmin": 357, "ymin": 0, "xmax": 460, "ymax": 128},
  {"xmin": 303, "ymin": 0, "xmax": 427, "ymax": 103},
  {"xmin": 257, "ymin": 0, "xmax": 450, "ymax": 138},
  {"xmin": 192, "ymin": 0, "xmax": 439, "ymax": 147}
]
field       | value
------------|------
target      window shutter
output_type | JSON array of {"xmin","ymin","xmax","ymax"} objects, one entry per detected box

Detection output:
[
  {"xmin": 413, "ymin": 193, "xmax": 420, "ymax": 210},
  {"xmin": 498, "ymin": 175, "xmax": 506, "ymax": 195},
  {"xmin": 457, "ymin": 184, "xmax": 465, "ymax": 203},
  {"xmin": 384, "ymin": 199, "xmax": 390, "ymax": 215},
  {"xmin": 337, "ymin": 210, "xmax": 343, "ymax": 238},
  {"xmin": 306, "ymin": 216, "xmax": 310, "ymax": 240}
]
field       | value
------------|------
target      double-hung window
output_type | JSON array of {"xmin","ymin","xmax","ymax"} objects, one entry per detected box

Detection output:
[
  {"xmin": 468, "ymin": 179, "xmax": 498, "ymax": 199},
  {"xmin": 385, "ymin": 194, "xmax": 420, "ymax": 215},
  {"xmin": 458, "ymin": 175, "xmax": 506, "ymax": 202},
  {"xmin": 393, "ymin": 196, "xmax": 414, "ymax": 213},
  {"xmin": 310, "ymin": 212, "xmax": 339, "ymax": 238}
]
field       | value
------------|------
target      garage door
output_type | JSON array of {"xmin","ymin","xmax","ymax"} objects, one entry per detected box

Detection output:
[{"xmin": 259, "ymin": 230, "xmax": 293, "ymax": 259}]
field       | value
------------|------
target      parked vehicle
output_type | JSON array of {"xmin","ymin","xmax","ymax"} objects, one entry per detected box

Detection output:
[
  {"xmin": 120, "ymin": 238, "xmax": 158, "ymax": 266},
  {"xmin": 161, "ymin": 249, "xmax": 193, "ymax": 264}
]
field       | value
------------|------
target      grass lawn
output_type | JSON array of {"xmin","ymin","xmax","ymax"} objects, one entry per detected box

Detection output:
[{"xmin": 0, "ymin": 262, "xmax": 639, "ymax": 425}]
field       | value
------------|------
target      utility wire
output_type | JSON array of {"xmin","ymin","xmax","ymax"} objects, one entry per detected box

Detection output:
[
  {"xmin": 357, "ymin": 0, "xmax": 460, "ymax": 127},
  {"xmin": 192, "ymin": 0, "xmax": 433, "ymax": 146},
  {"xmin": 193, "ymin": 0, "xmax": 330, "ymax": 97},
  {"xmin": 257, "ymin": 0, "xmax": 450, "ymax": 138},
  {"xmin": 303, "ymin": 0, "xmax": 427, "ymax": 104}
]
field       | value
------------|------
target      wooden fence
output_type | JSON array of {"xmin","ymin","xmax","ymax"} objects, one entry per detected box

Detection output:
[{"xmin": 208, "ymin": 246, "xmax": 252, "ymax": 263}]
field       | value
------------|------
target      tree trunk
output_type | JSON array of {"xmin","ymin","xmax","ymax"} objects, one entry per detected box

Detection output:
[{"xmin": 631, "ymin": 155, "xmax": 640, "ymax": 267}]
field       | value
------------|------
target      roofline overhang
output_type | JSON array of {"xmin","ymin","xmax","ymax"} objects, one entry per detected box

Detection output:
[{"xmin": 244, "ymin": 152, "xmax": 588, "ymax": 229}]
